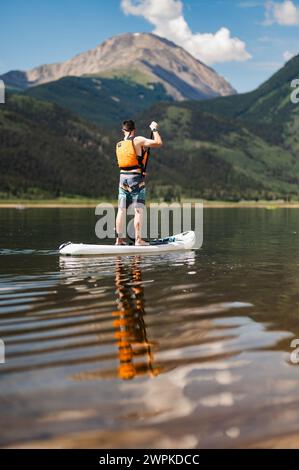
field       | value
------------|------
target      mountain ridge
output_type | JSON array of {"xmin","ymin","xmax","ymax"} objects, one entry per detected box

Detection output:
[
  {"xmin": 0, "ymin": 32, "xmax": 235, "ymax": 101},
  {"xmin": 187, "ymin": 53, "xmax": 299, "ymax": 123}
]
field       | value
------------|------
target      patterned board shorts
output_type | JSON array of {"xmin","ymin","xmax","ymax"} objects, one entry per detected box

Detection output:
[{"xmin": 118, "ymin": 173, "xmax": 146, "ymax": 209}]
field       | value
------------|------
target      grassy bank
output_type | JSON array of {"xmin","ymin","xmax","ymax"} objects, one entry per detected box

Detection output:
[
  {"xmin": 1, "ymin": 198, "xmax": 299, "ymax": 208},
  {"xmin": 0, "ymin": 197, "xmax": 110, "ymax": 208}
]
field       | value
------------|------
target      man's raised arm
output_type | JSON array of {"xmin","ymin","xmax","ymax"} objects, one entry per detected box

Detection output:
[{"xmin": 136, "ymin": 121, "xmax": 163, "ymax": 148}]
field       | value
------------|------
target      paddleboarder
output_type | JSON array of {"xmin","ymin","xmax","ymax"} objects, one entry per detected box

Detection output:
[{"xmin": 115, "ymin": 120, "xmax": 163, "ymax": 245}]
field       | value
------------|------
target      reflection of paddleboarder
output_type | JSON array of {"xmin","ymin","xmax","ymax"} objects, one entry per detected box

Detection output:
[
  {"xmin": 58, "ymin": 256, "xmax": 163, "ymax": 382},
  {"xmin": 115, "ymin": 120, "xmax": 163, "ymax": 246},
  {"xmin": 113, "ymin": 256, "xmax": 161, "ymax": 380}
]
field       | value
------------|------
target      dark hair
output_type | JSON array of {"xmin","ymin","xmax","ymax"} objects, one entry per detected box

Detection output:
[{"xmin": 122, "ymin": 120, "xmax": 135, "ymax": 132}]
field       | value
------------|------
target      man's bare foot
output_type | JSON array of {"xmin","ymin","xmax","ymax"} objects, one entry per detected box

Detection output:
[
  {"xmin": 135, "ymin": 239, "xmax": 149, "ymax": 246},
  {"xmin": 115, "ymin": 238, "xmax": 127, "ymax": 246}
]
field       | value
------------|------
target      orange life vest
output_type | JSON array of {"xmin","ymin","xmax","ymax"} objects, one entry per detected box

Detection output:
[{"xmin": 116, "ymin": 137, "xmax": 148, "ymax": 171}]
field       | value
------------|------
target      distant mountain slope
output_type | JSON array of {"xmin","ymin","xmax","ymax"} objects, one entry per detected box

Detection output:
[
  {"xmin": 182, "ymin": 53, "xmax": 299, "ymax": 162},
  {"xmin": 192, "ymin": 54, "xmax": 299, "ymax": 123},
  {"xmin": 0, "ymin": 33, "xmax": 235, "ymax": 101},
  {"xmin": 25, "ymin": 74, "xmax": 173, "ymax": 126}
]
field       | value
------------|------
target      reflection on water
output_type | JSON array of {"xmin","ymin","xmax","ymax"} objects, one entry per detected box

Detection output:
[
  {"xmin": 112, "ymin": 257, "xmax": 159, "ymax": 380},
  {"xmin": 71, "ymin": 256, "xmax": 162, "ymax": 381},
  {"xmin": 1, "ymin": 208, "xmax": 299, "ymax": 448}
]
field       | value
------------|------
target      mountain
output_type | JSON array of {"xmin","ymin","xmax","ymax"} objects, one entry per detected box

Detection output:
[
  {"xmin": 1, "ymin": 55, "xmax": 299, "ymax": 201},
  {"xmin": 0, "ymin": 33, "xmax": 235, "ymax": 101}
]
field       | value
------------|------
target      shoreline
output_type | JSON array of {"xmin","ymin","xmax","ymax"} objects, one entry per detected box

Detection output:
[{"xmin": 1, "ymin": 200, "xmax": 299, "ymax": 209}]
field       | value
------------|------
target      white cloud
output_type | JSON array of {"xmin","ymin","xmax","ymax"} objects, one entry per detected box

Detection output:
[
  {"xmin": 121, "ymin": 0, "xmax": 251, "ymax": 65},
  {"xmin": 264, "ymin": 0, "xmax": 299, "ymax": 25},
  {"xmin": 283, "ymin": 50, "xmax": 295, "ymax": 60}
]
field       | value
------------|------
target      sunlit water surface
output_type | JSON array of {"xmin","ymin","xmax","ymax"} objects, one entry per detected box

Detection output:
[{"xmin": 1, "ymin": 208, "xmax": 299, "ymax": 448}]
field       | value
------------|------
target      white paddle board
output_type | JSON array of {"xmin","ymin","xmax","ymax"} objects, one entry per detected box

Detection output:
[{"xmin": 59, "ymin": 231, "xmax": 196, "ymax": 256}]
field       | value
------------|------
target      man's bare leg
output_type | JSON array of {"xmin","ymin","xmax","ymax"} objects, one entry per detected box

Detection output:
[
  {"xmin": 115, "ymin": 208, "xmax": 126, "ymax": 245},
  {"xmin": 134, "ymin": 206, "xmax": 148, "ymax": 246}
]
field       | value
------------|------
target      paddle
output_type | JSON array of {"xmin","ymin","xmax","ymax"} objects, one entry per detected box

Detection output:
[{"xmin": 142, "ymin": 130, "xmax": 154, "ymax": 175}]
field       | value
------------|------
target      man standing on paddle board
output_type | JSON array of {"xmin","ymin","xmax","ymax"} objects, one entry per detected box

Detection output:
[{"xmin": 115, "ymin": 120, "xmax": 163, "ymax": 245}]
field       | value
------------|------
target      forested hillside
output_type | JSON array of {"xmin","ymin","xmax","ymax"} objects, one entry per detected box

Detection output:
[
  {"xmin": 1, "ymin": 91, "xmax": 299, "ymax": 201},
  {"xmin": 0, "ymin": 94, "xmax": 118, "ymax": 198}
]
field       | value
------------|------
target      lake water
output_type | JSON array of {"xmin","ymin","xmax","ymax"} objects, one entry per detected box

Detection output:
[{"xmin": 1, "ymin": 207, "xmax": 299, "ymax": 448}]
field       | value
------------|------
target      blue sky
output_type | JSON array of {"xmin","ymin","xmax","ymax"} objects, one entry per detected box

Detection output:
[{"xmin": 0, "ymin": 0, "xmax": 298, "ymax": 92}]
